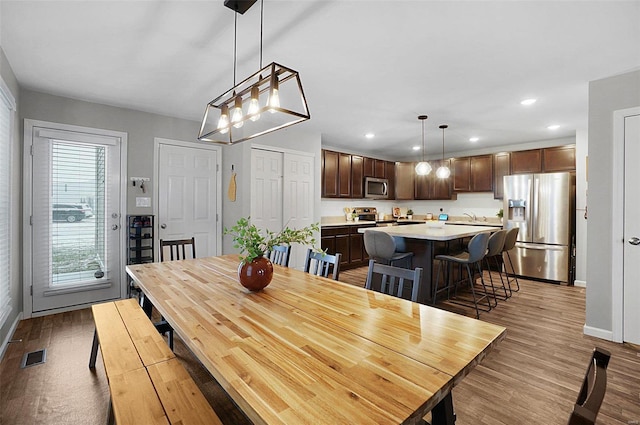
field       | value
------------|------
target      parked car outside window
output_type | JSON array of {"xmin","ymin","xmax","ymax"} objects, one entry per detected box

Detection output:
[
  {"xmin": 78, "ymin": 203, "xmax": 93, "ymax": 217},
  {"xmin": 52, "ymin": 204, "xmax": 87, "ymax": 223}
]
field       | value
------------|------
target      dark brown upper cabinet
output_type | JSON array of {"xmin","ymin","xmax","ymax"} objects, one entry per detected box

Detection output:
[
  {"xmin": 351, "ymin": 155, "xmax": 364, "ymax": 198},
  {"xmin": 511, "ymin": 149, "xmax": 543, "ymax": 174},
  {"xmin": 395, "ymin": 162, "xmax": 415, "ymax": 200},
  {"xmin": 322, "ymin": 150, "xmax": 339, "ymax": 197},
  {"xmin": 543, "ymin": 145, "xmax": 576, "ymax": 172},
  {"xmin": 452, "ymin": 157, "xmax": 471, "ymax": 192},
  {"xmin": 338, "ymin": 153, "xmax": 352, "ymax": 198},
  {"xmin": 493, "ymin": 152, "xmax": 511, "ymax": 199},
  {"xmin": 452, "ymin": 155, "xmax": 493, "ymax": 192}
]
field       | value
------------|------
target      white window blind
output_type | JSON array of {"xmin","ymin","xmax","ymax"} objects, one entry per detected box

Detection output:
[{"xmin": 0, "ymin": 77, "xmax": 16, "ymax": 327}]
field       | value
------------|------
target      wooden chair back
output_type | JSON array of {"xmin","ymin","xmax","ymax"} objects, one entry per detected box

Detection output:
[
  {"xmin": 364, "ymin": 259, "xmax": 423, "ymax": 302},
  {"xmin": 568, "ymin": 347, "xmax": 611, "ymax": 425},
  {"xmin": 268, "ymin": 245, "xmax": 291, "ymax": 267},
  {"xmin": 303, "ymin": 248, "xmax": 341, "ymax": 280},
  {"xmin": 159, "ymin": 237, "xmax": 196, "ymax": 262}
]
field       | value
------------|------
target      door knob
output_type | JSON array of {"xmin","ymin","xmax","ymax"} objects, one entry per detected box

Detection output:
[
  {"xmin": 161, "ymin": 224, "xmax": 167, "ymax": 229},
  {"xmin": 629, "ymin": 237, "xmax": 640, "ymax": 246},
  {"xmin": 111, "ymin": 224, "xmax": 119, "ymax": 230}
]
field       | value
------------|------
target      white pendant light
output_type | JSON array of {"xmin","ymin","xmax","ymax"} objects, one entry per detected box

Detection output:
[
  {"xmin": 415, "ymin": 115, "xmax": 432, "ymax": 176},
  {"xmin": 436, "ymin": 124, "xmax": 451, "ymax": 179}
]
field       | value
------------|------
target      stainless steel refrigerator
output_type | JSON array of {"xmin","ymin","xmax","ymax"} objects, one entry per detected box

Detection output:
[{"xmin": 503, "ymin": 172, "xmax": 574, "ymax": 284}]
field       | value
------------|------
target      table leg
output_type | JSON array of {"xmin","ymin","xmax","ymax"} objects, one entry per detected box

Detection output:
[
  {"xmin": 89, "ymin": 329, "xmax": 99, "ymax": 369},
  {"xmin": 431, "ymin": 392, "xmax": 456, "ymax": 425}
]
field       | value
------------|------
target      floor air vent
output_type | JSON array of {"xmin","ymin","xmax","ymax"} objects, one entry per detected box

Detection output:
[{"xmin": 21, "ymin": 349, "xmax": 47, "ymax": 368}]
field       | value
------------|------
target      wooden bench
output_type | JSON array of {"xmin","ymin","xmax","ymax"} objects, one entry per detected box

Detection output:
[{"xmin": 89, "ymin": 298, "xmax": 222, "ymax": 425}]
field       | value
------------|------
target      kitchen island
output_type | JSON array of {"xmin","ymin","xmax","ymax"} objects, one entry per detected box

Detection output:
[{"xmin": 359, "ymin": 223, "xmax": 500, "ymax": 304}]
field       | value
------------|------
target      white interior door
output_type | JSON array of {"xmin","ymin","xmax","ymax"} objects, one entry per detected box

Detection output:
[
  {"xmin": 250, "ymin": 148, "xmax": 283, "ymax": 235},
  {"xmin": 157, "ymin": 143, "xmax": 219, "ymax": 258},
  {"xmin": 27, "ymin": 123, "xmax": 125, "ymax": 314},
  {"xmin": 623, "ymin": 112, "xmax": 640, "ymax": 345},
  {"xmin": 283, "ymin": 152, "xmax": 315, "ymax": 270}
]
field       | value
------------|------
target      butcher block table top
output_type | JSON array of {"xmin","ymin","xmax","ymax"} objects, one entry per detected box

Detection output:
[{"xmin": 126, "ymin": 255, "xmax": 506, "ymax": 425}]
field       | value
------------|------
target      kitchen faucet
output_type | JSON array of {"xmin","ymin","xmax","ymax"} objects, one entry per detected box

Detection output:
[{"xmin": 463, "ymin": 212, "xmax": 477, "ymax": 221}]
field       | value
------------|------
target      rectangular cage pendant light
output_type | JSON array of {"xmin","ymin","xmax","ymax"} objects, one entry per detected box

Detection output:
[{"xmin": 198, "ymin": 62, "xmax": 310, "ymax": 144}]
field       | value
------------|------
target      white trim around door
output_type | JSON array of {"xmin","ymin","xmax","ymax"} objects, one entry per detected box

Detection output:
[{"xmin": 153, "ymin": 138, "xmax": 223, "ymax": 257}]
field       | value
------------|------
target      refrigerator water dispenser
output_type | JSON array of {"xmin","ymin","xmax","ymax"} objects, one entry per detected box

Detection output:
[{"xmin": 508, "ymin": 199, "xmax": 526, "ymax": 221}]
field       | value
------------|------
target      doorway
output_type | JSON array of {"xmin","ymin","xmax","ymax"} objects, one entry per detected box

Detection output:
[
  {"xmin": 154, "ymin": 138, "xmax": 222, "ymax": 258},
  {"xmin": 24, "ymin": 120, "xmax": 127, "ymax": 316},
  {"xmin": 251, "ymin": 147, "xmax": 315, "ymax": 270},
  {"xmin": 613, "ymin": 106, "xmax": 640, "ymax": 344}
]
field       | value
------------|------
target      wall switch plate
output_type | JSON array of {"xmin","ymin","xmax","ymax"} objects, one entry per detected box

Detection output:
[{"xmin": 136, "ymin": 197, "xmax": 151, "ymax": 207}]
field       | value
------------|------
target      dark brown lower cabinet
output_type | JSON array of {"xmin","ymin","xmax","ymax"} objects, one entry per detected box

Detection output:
[{"xmin": 321, "ymin": 224, "xmax": 375, "ymax": 270}]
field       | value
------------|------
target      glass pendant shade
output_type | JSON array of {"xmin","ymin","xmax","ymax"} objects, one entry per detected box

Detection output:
[
  {"xmin": 436, "ymin": 165, "xmax": 451, "ymax": 179},
  {"xmin": 415, "ymin": 161, "xmax": 432, "ymax": 176}
]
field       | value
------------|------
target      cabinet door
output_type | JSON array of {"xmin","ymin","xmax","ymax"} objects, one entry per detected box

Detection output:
[
  {"xmin": 470, "ymin": 154, "xmax": 493, "ymax": 191},
  {"xmin": 543, "ymin": 145, "xmax": 575, "ymax": 172},
  {"xmin": 322, "ymin": 150, "xmax": 339, "ymax": 197},
  {"xmin": 415, "ymin": 173, "xmax": 430, "ymax": 200},
  {"xmin": 321, "ymin": 235, "xmax": 336, "ymax": 255},
  {"xmin": 338, "ymin": 153, "xmax": 352, "ymax": 198},
  {"xmin": 350, "ymin": 232, "xmax": 365, "ymax": 264},
  {"xmin": 431, "ymin": 160, "xmax": 452, "ymax": 199},
  {"xmin": 452, "ymin": 157, "xmax": 470, "ymax": 192},
  {"xmin": 385, "ymin": 161, "xmax": 396, "ymax": 200},
  {"xmin": 493, "ymin": 152, "xmax": 510, "ymax": 199},
  {"xmin": 374, "ymin": 160, "xmax": 385, "ymax": 178},
  {"xmin": 351, "ymin": 155, "xmax": 364, "ymax": 198},
  {"xmin": 395, "ymin": 162, "xmax": 415, "ymax": 200},
  {"xmin": 335, "ymin": 234, "xmax": 350, "ymax": 267},
  {"xmin": 363, "ymin": 157, "xmax": 375, "ymax": 177},
  {"xmin": 511, "ymin": 149, "xmax": 542, "ymax": 174}
]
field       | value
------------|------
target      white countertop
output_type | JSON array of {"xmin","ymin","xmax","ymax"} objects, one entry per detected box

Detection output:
[
  {"xmin": 357, "ymin": 223, "xmax": 498, "ymax": 241},
  {"xmin": 321, "ymin": 220, "xmax": 377, "ymax": 227}
]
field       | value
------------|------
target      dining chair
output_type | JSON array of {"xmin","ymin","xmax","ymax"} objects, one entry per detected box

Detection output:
[
  {"xmin": 303, "ymin": 248, "xmax": 341, "ymax": 280},
  {"xmin": 142, "ymin": 237, "xmax": 196, "ymax": 351},
  {"xmin": 268, "ymin": 244, "xmax": 291, "ymax": 267},
  {"xmin": 159, "ymin": 237, "xmax": 196, "ymax": 261},
  {"xmin": 364, "ymin": 259, "xmax": 423, "ymax": 302},
  {"xmin": 483, "ymin": 229, "xmax": 509, "ymax": 302},
  {"xmin": 568, "ymin": 347, "xmax": 611, "ymax": 425},
  {"xmin": 433, "ymin": 232, "xmax": 492, "ymax": 319}
]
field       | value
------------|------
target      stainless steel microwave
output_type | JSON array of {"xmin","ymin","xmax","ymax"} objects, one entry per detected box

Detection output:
[{"xmin": 364, "ymin": 177, "xmax": 389, "ymax": 199}]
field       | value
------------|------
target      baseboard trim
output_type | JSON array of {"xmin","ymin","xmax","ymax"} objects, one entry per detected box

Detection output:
[
  {"xmin": 583, "ymin": 325, "xmax": 614, "ymax": 341},
  {"xmin": 574, "ymin": 279, "xmax": 586, "ymax": 288},
  {"xmin": 0, "ymin": 312, "xmax": 24, "ymax": 362}
]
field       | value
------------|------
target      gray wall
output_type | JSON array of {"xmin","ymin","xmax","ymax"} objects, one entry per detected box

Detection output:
[
  {"xmin": 586, "ymin": 69, "xmax": 640, "ymax": 333},
  {"xmin": 19, "ymin": 89, "xmax": 204, "ymax": 216},
  {"xmin": 0, "ymin": 46, "xmax": 22, "ymax": 348}
]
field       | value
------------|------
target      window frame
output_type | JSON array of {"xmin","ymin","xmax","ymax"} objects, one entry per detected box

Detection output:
[{"xmin": 0, "ymin": 75, "xmax": 16, "ymax": 328}]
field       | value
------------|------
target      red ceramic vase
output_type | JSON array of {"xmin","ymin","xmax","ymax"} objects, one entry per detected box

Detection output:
[{"xmin": 237, "ymin": 256, "xmax": 274, "ymax": 291}]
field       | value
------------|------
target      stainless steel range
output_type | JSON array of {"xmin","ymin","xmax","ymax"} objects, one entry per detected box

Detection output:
[{"xmin": 353, "ymin": 207, "xmax": 377, "ymax": 221}]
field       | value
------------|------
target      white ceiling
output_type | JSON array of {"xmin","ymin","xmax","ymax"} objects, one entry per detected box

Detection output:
[{"xmin": 2, "ymin": 1, "xmax": 639, "ymax": 160}]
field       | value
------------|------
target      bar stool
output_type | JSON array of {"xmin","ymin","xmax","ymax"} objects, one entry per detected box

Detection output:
[
  {"xmin": 364, "ymin": 231, "xmax": 413, "ymax": 268},
  {"xmin": 502, "ymin": 227, "xmax": 520, "ymax": 292},
  {"xmin": 433, "ymin": 232, "xmax": 492, "ymax": 319},
  {"xmin": 484, "ymin": 229, "xmax": 509, "ymax": 302}
]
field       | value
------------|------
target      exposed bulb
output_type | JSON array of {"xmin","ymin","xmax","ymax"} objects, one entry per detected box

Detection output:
[
  {"xmin": 415, "ymin": 161, "xmax": 432, "ymax": 176},
  {"xmin": 231, "ymin": 95, "xmax": 244, "ymax": 129},
  {"xmin": 436, "ymin": 165, "xmax": 451, "ymax": 179},
  {"xmin": 217, "ymin": 105, "xmax": 229, "ymax": 134},
  {"xmin": 248, "ymin": 86, "xmax": 261, "ymax": 122},
  {"xmin": 268, "ymin": 75, "xmax": 280, "ymax": 113}
]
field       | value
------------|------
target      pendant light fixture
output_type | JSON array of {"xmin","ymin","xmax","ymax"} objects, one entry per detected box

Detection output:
[
  {"xmin": 415, "ymin": 115, "xmax": 432, "ymax": 176},
  {"xmin": 198, "ymin": 0, "xmax": 310, "ymax": 144},
  {"xmin": 436, "ymin": 124, "xmax": 451, "ymax": 179}
]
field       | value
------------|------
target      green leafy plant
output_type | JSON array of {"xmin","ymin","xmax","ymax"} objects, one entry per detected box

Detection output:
[
  {"xmin": 406, "ymin": 209, "xmax": 414, "ymax": 216},
  {"xmin": 225, "ymin": 217, "xmax": 320, "ymax": 264},
  {"xmin": 497, "ymin": 208, "xmax": 504, "ymax": 218}
]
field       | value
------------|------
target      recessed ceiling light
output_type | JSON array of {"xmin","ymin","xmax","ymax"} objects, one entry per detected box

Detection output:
[
  {"xmin": 365, "ymin": 132, "xmax": 375, "ymax": 139},
  {"xmin": 521, "ymin": 98, "xmax": 537, "ymax": 106},
  {"xmin": 547, "ymin": 124, "xmax": 560, "ymax": 130},
  {"xmin": 412, "ymin": 146, "xmax": 420, "ymax": 151},
  {"xmin": 469, "ymin": 137, "xmax": 479, "ymax": 143}
]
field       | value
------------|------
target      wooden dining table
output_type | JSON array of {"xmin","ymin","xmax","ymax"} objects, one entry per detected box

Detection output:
[{"xmin": 126, "ymin": 255, "xmax": 506, "ymax": 425}]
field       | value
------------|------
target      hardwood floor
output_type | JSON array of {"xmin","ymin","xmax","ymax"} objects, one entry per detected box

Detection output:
[{"xmin": 2, "ymin": 267, "xmax": 639, "ymax": 425}]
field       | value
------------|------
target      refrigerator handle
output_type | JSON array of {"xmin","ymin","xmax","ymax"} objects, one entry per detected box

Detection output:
[{"xmin": 532, "ymin": 175, "xmax": 539, "ymax": 240}]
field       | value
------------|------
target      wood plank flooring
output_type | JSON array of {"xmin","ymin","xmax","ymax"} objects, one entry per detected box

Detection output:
[{"xmin": 2, "ymin": 267, "xmax": 639, "ymax": 425}]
